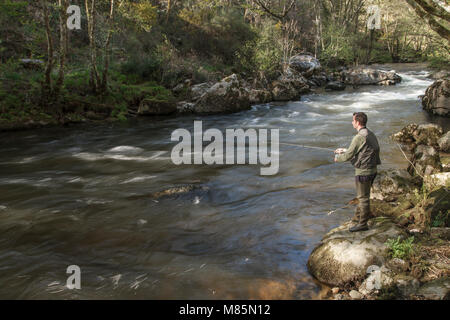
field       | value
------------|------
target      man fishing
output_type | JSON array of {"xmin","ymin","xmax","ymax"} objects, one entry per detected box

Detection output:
[{"xmin": 334, "ymin": 112, "xmax": 381, "ymax": 232}]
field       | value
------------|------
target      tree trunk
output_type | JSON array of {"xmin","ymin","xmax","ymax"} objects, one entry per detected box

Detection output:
[
  {"xmin": 41, "ymin": 0, "xmax": 54, "ymax": 104},
  {"xmin": 101, "ymin": 0, "xmax": 115, "ymax": 93},
  {"xmin": 85, "ymin": 0, "xmax": 100, "ymax": 93},
  {"xmin": 54, "ymin": 0, "xmax": 69, "ymax": 100}
]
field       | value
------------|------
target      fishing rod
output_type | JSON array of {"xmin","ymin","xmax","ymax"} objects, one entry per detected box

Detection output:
[
  {"xmin": 279, "ymin": 142, "xmax": 335, "ymax": 152},
  {"xmin": 280, "ymin": 141, "xmax": 355, "ymax": 215}
]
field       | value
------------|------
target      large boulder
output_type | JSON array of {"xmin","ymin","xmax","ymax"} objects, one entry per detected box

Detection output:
[
  {"xmin": 371, "ymin": 169, "xmax": 416, "ymax": 202},
  {"xmin": 424, "ymin": 172, "xmax": 450, "ymax": 188},
  {"xmin": 307, "ymin": 218, "xmax": 406, "ymax": 287},
  {"xmin": 288, "ymin": 54, "xmax": 321, "ymax": 77},
  {"xmin": 278, "ymin": 67, "xmax": 311, "ymax": 92},
  {"xmin": 410, "ymin": 145, "xmax": 442, "ymax": 177},
  {"xmin": 422, "ymin": 79, "xmax": 450, "ymax": 117},
  {"xmin": 341, "ymin": 68, "xmax": 402, "ymax": 86},
  {"xmin": 190, "ymin": 82, "xmax": 214, "ymax": 101},
  {"xmin": 248, "ymin": 89, "xmax": 272, "ymax": 104},
  {"xmin": 138, "ymin": 99, "xmax": 177, "ymax": 115},
  {"xmin": 271, "ymin": 67, "xmax": 310, "ymax": 101},
  {"xmin": 438, "ymin": 131, "xmax": 450, "ymax": 152},
  {"xmin": 271, "ymin": 81, "xmax": 300, "ymax": 101},
  {"xmin": 392, "ymin": 123, "xmax": 444, "ymax": 148},
  {"xmin": 194, "ymin": 74, "xmax": 251, "ymax": 114}
]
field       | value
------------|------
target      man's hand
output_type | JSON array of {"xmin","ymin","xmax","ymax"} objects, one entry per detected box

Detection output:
[{"xmin": 334, "ymin": 148, "xmax": 347, "ymax": 154}]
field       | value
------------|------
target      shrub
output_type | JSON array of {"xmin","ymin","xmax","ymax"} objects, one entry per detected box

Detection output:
[{"xmin": 386, "ymin": 236, "xmax": 415, "ymax": 260}]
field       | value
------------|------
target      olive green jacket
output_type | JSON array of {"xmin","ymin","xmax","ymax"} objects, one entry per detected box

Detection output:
[{"xmin": 336, "ymin": 127, "xmax": 381, "ymax": 176}]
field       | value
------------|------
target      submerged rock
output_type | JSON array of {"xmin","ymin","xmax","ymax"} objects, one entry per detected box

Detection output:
[
  {"xmin": 422, "ymin": 79, "xmax": 450, "ymax": 117},
  {"xmin": 307, "ymin": 218, "xmax": 406, "ymax": 287}
]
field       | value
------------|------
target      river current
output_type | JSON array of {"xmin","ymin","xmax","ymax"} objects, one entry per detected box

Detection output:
[{"xmin": 0, "ymin": 64, "xmax": 445, "ymax": 299}]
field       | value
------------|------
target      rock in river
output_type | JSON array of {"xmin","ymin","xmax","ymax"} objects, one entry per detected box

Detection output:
[
  {"xmin": 341, "ymin": 68, "xmax": 401, "ymax": 86},
  {"xmin": 307, "ymin": 218, "xmax": 406, "ymax": 287},
  {"xmin": 422, "ymin": 79, "xmax": 450, "ymax": 117},
  {"xmin": 194, "ymin": 74, "xmax": 252, "ymax": 114}
]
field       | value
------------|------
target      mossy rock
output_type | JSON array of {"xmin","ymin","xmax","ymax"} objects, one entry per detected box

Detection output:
[{"xmin": 307, "ymin": 219, "xmax": 407, "ymax": 287}]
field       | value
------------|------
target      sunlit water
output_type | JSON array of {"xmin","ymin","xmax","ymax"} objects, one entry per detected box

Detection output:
[{"xmin": 0, "ymin": 65, "xmax": 445, "ymax": 299}]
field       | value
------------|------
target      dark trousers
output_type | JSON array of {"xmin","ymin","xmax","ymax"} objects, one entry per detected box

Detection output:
[{"xmin": 354, "ymin": 174, "xmax": 377, "ymax": 225}]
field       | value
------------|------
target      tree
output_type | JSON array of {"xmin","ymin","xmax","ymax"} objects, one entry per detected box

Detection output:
[{"xmin": 405, "ymin": 0, "xmax": 450, "ymax": 42}]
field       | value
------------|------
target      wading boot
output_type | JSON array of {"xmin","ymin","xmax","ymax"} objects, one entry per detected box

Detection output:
[{"xmin": 349, "ymin": 223, "xmax": 369, "ymax": 232}]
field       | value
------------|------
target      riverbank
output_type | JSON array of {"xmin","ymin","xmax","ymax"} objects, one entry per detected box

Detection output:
[
  {"xmin": 1, "ymin": 59, "xmax": 434, "ymax": 133},
  {"xmin": 308, "ymin": 123, "xmax": 450, "ymax": 300}
]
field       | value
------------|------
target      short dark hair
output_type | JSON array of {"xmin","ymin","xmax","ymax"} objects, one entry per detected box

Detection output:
[{"xmin": 353, "ymin": 112, "xmax": 367, "ymax": 126}]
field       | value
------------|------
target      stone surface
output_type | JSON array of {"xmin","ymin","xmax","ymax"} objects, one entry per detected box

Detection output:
[
  {"xmin": 248, "ymin": 89, "xmax": 273, "ymax": 104},
  {"xmin": 341, "ymin": 68, "xmax": 401, "ymax": 86},
  {"xmin": 371, "ymin": 169, "xmax": 416, "ymax": 202},
  {"xmin": 394, "ymin": 275, "xmax": 420, "ymax": 298},
  {"xmin": 410, "ymin": 145, "xmax": 442, "ymax": 177},
  {"xmin": 392, "ymin": 123, "xmax": 443, "ymax": 147},
  {"xmin": 190, "ymin": 82, "xmax": 214, "ymax": 101},
  {"xmin": 288, "ymin": 54, "xmax": 321, "ymax": 77},
  {"xmin": 325, "ymin": 81, "xmax": 346, "ymax": 91},
  {"xmin": 358, "ymin": 266, "xmax": 393, "ymax": 296},
  {"xmin": 349, "ymin": 290, "xmax": 364, "ymax": 299},
  {"xmin": 271, "ymin": 80, "xmax": 300, "ymax": 101},
  {"xmin": 194, "ymin": 74, "xmax": 251, "ymax": 114},
  {"xmin": 424, "ymin": 172, "xmax": 450, "ymax": 188},
  {"xmin": 422, "ymin": 79, "xmax": 450, "ymax": 117},
  {"xmin": 307, "ymin": 218, "xmax": 406, "ymax": 287},
  {"xmin": 438, "ymin": 131, "xmax": 450, "ymax": 152},
  {"xmin": 386, "ymin": 258, "xmax": 409, "ymax": 273},
  {"xmin": 176, "ymin": 101, "xmax": 195, "ymax": 114},
  {"xmin": 415, "ymin": 277, "xmax": 450, "ymax": 300}
]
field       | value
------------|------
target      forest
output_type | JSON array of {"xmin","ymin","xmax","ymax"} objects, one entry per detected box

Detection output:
[{"xmin": 0, "ymin": 0, "xmax": 449, "ymax": 127}]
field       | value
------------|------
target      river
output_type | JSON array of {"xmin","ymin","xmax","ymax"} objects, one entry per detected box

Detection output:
[{"xmin": 0, "ymin": 64, "xmax": 445, "ymax": 299}]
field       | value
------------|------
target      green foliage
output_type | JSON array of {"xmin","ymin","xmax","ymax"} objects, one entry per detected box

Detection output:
[
  {"xmin": 235, "ymin": 21, "xmax": 282, "ymax": 79},
  {"xmin": 432, "ymin": 211, "xmax": 449, "ymax": 228},
  {"xmin": 319, "ymin": 24, "xmax": 357, "ymax": 66},
  {"xmin": 386, "ymin": 236, "xmax": 415, "ymax": 260},
  {"xmin": 111, "ymin": 103, "xmax": 128, "ymax": 122}
]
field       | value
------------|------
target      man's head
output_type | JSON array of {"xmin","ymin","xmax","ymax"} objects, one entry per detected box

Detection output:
[{"xmin": 352, "ymin": 112, "xmax": 367, "ymax": 130}]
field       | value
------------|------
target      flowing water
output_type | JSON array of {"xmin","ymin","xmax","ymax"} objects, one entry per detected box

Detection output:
[{"xmin": 0, "ymin": 65, "xmax": 445, "ymax": 299}]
